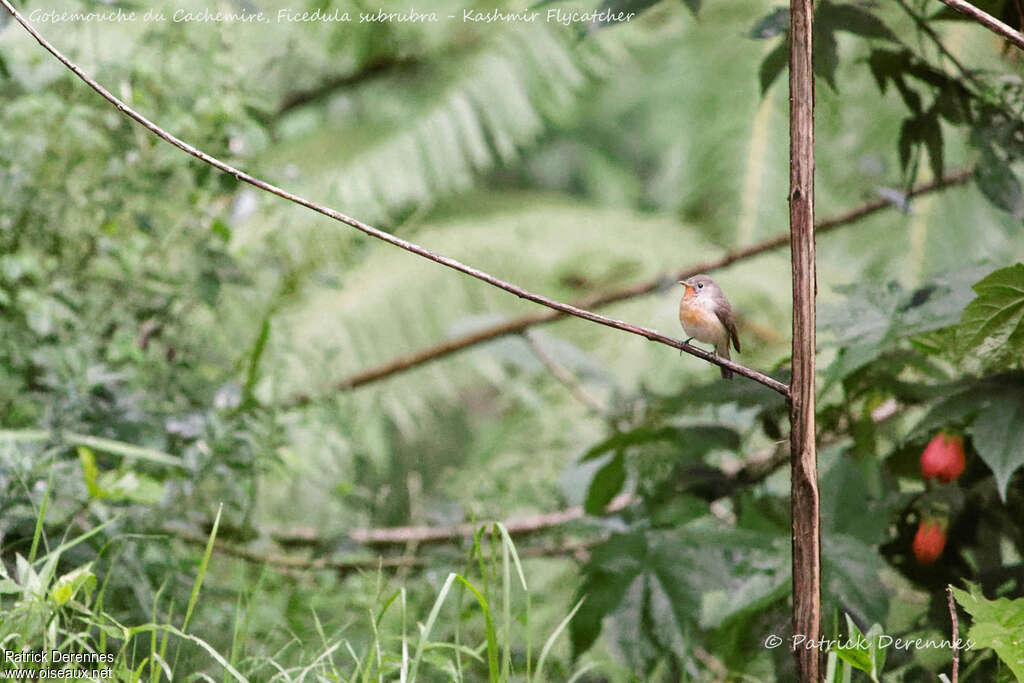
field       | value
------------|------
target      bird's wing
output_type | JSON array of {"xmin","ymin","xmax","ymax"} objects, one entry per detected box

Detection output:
[{"xmin": 715, "ymin": 305, "xmax": 741, "ymax": 353}]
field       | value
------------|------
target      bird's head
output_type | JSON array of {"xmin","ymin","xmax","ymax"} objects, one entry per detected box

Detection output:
[{"xmin": 678, "ymin": 274, "xmax": 716, "ymax": 300}]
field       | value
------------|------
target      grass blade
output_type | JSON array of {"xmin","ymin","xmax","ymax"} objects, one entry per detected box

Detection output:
[
  {"xmin": 455, "ymin": 575, "xmax": 499, "ymax": 683},
  {"xmin": 28, "ymin": 469, "xmax": 53, "ymax": 563},
  {"xmin": 183, "ymin": 503, "xmax": 221, "ymax": 633},
  {"xmin": 535, "ymin": 598, "xmax": 585, "ymax": 681},
  {"xmin": 409, "ymin": 572, "xmax": 457, "ymax": 683}
]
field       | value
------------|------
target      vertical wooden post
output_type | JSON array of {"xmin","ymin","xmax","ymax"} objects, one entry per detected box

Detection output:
[{"xmin": 788, "ymin": 0, "xmax": 820, "ymax": 677}]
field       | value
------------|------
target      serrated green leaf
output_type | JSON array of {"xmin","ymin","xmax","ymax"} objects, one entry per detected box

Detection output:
[
  {"xmin": 571, "ymin": 531, "xmax": 647, "ymax": 657},
  {"xmin": 649, "ymin": 373, "xmax": 789, "ymax": 412},
  {"xmin": 934, "ymin": 84, "xmax": 972, "ymax": 124},
  {"xmin": 584, "ymin": 451, "xmax": 626, "ymax": 514},
  {"xmin": 898, "ymin": 118, "xmax": 917, "ymax": 172},
  {"xmin": 749, "ymin": 7, "xmax": 789, "ymax": 39},
  {"xmin": 822, "ymin": 535, "xmax": 889, "ymax": 627},
  {"xmin": 818, "ymin": 3, "xmax": 898, "ymax": 42},
  {"xmin": 572, "ymin": 527, "xmax": 789, "ymax": 661},
  {"xmin": 905, "ymin": 61, "xmax": 952, "ymax": 88},
  {"xmin": 699, "ymin": 563, "xmax": 789, "ymax": 629},
  {"xmin": 920, "ymin": 113, "xmax": 944, "ymax": 180},
  {"xmin": 908, "ymin": 385, "xmax": 983, "ymax": 440},
  {"xmin": 893, "ymin": 78, "xmax": 923, "ymax": 113},
  {"xmin": 967, "ymin": 384, "xmax": 1024, "ymax": 501},
  {"xmin": 974, "ymin": 154, "xmax": 1024, "ymax": 219},
  {"xmin": 958, "ymin": 263, "xmax": 1024, "ymax": 356},
  {"xmin": 759, "ymin": 41, "xmax": 789, "ymax": 95},
  {"xmin": 583, "ymin": 425, "xmax": 675, "ymax": 461},
  {"xmin": 821, "ymin": 268, "xmax": 981, "ymax": 386},
  {"xmin": 866, "ymin": 49, "xmax": 911, "ymax": 93},
  {"xmin": 582, "ymin": 424, "xmax": 739, "ymax": 462},
  {"xmin": 864, "ymin": 47, "xmax": 925, "ymax": 110},
  {"xmin": 821, "ymin": 456, "xmax": 894, "ymax": 545},
  {"xmin": 952, "ymin": 583, "xmax": 1024, "ymax": 681},
  {"xmin": 813, "ymin": 26, "xmax": 839, "ymax": 90}
]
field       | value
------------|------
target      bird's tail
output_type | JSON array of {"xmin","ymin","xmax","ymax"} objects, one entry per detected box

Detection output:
[{"xmin": 717, "ymin": 344, "xmax": 732, "ymax": 380}]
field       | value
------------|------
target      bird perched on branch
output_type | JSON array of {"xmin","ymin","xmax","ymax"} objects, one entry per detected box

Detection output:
[{"xmin": 678, "ymin": 274, "xmax": 741, "ymax": 379}]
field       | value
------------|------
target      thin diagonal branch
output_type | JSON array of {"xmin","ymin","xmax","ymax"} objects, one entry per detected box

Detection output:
[
  {"xmin": 897, "ymin": 0, "xmax": 981, "ymax": 87},
  {"xmin": 283, "ymin": 169, "xmax": 971, "ymax": 406},
  {"xmin": 936, "ymin": 0, "xmax": 1024, "ymax": 50},
  {"xmin": 0, "ymin": 1, "xmax": 788, "ymax": 397},
  {"xmin": 274, "ymin": 55, "xmax": 421, "ymax": 119}
]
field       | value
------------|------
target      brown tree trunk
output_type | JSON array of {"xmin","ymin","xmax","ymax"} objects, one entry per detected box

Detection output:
[{"xmin": 788, "ymin": 0, "xmax": 821, "ymax": 677}]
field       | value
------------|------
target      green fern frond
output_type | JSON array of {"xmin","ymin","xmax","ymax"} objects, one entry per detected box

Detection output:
[
  {"xmin": 259, "ymin": 26, "xmax": 618, "ymax": 229},
  {"xmin": 262, "ymin": 198, "xmax": 722, "ymax": 403}
]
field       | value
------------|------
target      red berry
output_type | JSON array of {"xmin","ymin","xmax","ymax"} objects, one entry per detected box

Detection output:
[
  {"xmin": 913, "ymin": 520, "xmax": 947, "ymax": 564},
  {"xmin": 920, "ymin": 433, "xmax": 966, "ymax": 483}
]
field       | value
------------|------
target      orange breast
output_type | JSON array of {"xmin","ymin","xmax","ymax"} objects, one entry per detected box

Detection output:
[
  {"xmin": 679, "ymin": 300, "xmax": 726, "ymax": 345},
  {"xmin": 680, "ymin": 303, "xmax": 716, "ymax": 328}
]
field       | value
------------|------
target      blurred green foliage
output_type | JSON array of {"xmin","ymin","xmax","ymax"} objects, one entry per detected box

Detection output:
[{"xmin": 1, "ymin": 0, "xmax": 1023, "ymax": 678}]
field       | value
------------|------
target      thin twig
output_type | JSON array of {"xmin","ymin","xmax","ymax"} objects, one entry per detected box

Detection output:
[
  {"xmin": 0, "ymin": 1, "xmax": 788, "ymax": 398},
  {"xmin": 692, "ymin": 646, "xmax": 729, "ymax": 681},
  {"xmin": 947, "ymin": 584, "xmax": 960, "ymax": 683},
  {"xmin": 282, "ymin": 168, "xmax": 971, "ymax": 406},
  {"xmin": 253, "ymin": 437, "xmax": 810, "ymax": 550},
  {"xmin": 896, "ymin": 0, "xmax": 981, "ymax": 88},
  {"xmin": 184, "ymin": 410, "xmax": 863, "ymax": 578},
  {"xmin": 274, "ymin": 56, "xmax": 421, "ymax": 118},
  {"xmin": 522, "ymin": 331, "xmax": 608, "ymax": 415},
  {"xmin": 165, "ymin": 524, "xmax": 598, "ymax": 574},
  {"xmin": 170, "ymin": 427, "xmax": 851, "ymax": 571},
  {"xmin": 171, "ymin": 401, "xmax": 896, "ymax": 573},
  {"xmin": 936, "ymin": 0, "xmax": 1024, "ymax": 50},
  {"xmin": 349, "ymin": 493, "xmax": 635, "ymax": 545},
  {"xmin": 164, "ymin": 525, "xmax": 424, "ymax": 572}
]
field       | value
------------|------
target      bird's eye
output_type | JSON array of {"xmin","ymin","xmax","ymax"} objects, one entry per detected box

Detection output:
[{"xmin": 697, "ymin": 283, "xmax": 704, "ymax": 289}]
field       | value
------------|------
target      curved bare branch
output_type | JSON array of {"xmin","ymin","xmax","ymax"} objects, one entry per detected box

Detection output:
[
  {"xmin": 937, "ymin": 0, "xmax": 1024, "ymax": 50},
  {"xmin": 284, "ymin": 169, "xmax": 970, "ymax": 406},
  {"xmin": 0, "ymin": 0, "xmax": 789, "ymax": 396}
]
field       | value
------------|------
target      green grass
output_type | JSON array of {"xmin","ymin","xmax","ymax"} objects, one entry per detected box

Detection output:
[{"xmin": 0, "ymin": 487, "xmax": 599, "ymax": 682}]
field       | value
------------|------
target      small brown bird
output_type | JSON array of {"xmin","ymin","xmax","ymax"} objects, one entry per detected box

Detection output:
[{"xmin": 678, "ymin": 274, "xmax": 741, "ymax": 379}]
